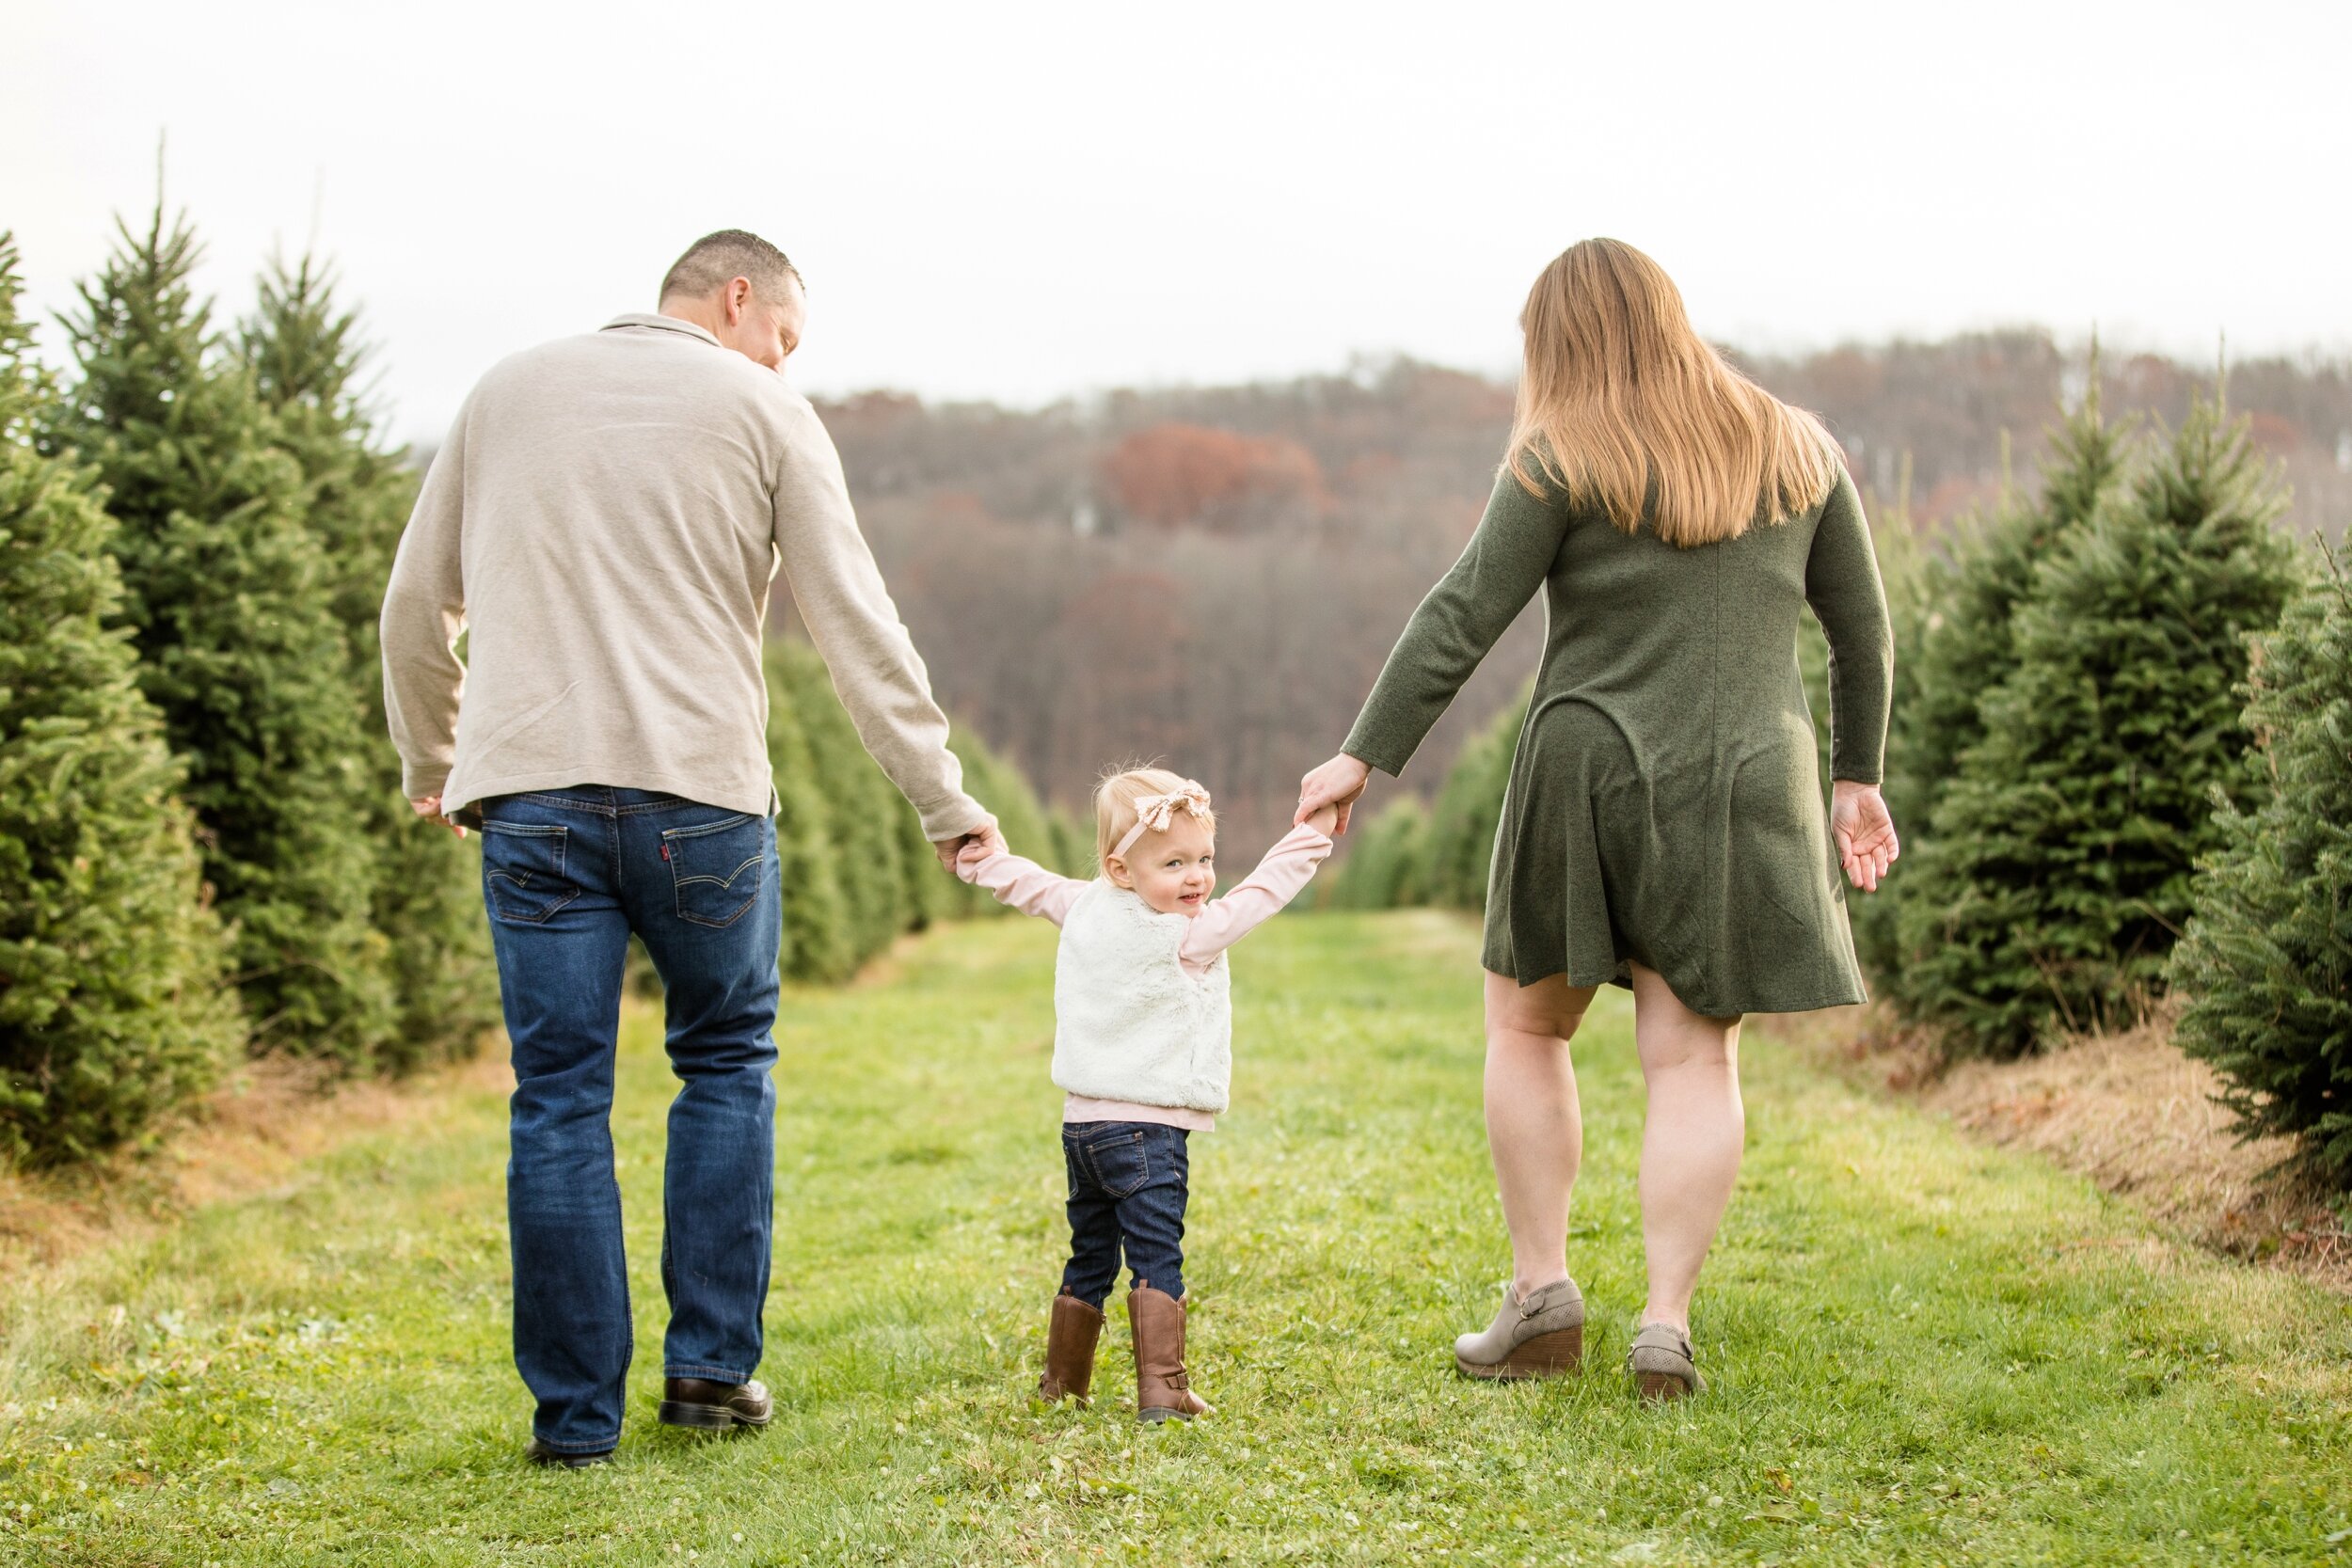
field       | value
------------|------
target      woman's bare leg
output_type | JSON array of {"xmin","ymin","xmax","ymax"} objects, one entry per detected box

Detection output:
[
  {"xmin": 1482, "ymin": 970, "xmax": 1599, "ymax": 1296},
  {"xmin": 1629, "ymin": 963, "xmax": 1744, "ymax": 1333}
]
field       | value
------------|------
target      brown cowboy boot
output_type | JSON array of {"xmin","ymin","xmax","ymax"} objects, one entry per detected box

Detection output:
[
  {"xmin": 1038, "ymin": 1289, "xmax": 1104, "ymax": 1405},
  {"xmin": 1128, "ymin": 1287, "xmax": 1209, "ymax": 1423}
]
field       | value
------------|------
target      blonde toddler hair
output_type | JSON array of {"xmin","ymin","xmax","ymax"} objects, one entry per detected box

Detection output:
[{"xmin": 1094, "ymin": 766, "xmax": 1217, "ymax": 877}]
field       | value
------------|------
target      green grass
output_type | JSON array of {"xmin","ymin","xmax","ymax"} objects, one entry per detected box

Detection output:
[{"xmin": 1, "ymin": 911, "xmax": 2346, "ymax": 1566}]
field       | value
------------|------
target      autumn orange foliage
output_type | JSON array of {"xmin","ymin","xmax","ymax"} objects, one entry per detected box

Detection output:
[{"xmin": 1100, "ymin": 422, "xmax": 1329, "ymax": 531}]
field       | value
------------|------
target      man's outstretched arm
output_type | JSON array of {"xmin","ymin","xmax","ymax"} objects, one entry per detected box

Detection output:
[{"xmin": 769, "ymin": 397, "xmax": 990, "ymax": 848}]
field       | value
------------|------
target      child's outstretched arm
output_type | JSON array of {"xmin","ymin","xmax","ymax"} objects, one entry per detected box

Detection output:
[
  {"xmin": 957, "ymin": 837, "xmax": 1089, "ymax": 927},
  {"xmin": 1178, "ymin": 806, "xmax": 1338, "ymax": 965}
]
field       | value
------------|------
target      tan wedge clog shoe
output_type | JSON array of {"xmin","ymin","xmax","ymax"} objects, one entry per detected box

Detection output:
[
  {"xmin": 1454, "ymin": 1278, "xmax": 1586, "ymax": 1380},
  {"xmin": 1627, "ymin": 1321, "xmax": 1705, "ymax": 1401}
]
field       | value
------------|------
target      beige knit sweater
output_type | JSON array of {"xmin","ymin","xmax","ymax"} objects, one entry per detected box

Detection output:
[{"xmin": 379, "ymin": 313, "xmax": 986, "ymax": 840}]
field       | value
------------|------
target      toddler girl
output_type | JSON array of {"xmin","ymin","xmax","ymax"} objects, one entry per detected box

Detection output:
[{"xmin": 957, "ymin": 767, "xmax": 1336, "ymax": 1422}]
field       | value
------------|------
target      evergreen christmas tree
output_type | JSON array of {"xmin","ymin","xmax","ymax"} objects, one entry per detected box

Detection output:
[
  {"xmin": 761, "ymin": 639, "xmax": 857, "ymax": 983},
  {"xmin": 0, "ymin": 233, "xmax": 243, "ymax": 1164},
  {"xmin": 938, "ymin": 727, "xmax": 1052, "ymax": 920},
  {"xmin": 1422, "ymin": 689, "xmax": 1529, "ymax": 910},
  {"xmin": 1897, "ymin": 392, "xmax": 2300, "ymax": 1055},
  {"xmin": 1896, "ymin": 381, "xmax": 2127, "ymax": 837},
  {"xmin": 240, "ymin": 254, "xmax": 404, "ymax": 645},
  {"xmin": 241, "ymin": 252, "xmax": 494, "ymax": 1069},
  {"xmin": 50, "ymin": 201, "xmax": 394, "ymax": 1064},
  {"xmin": 1326, "ymin": 797, "xmax": 1431, "ymax": 911},
  {"xmin": 2169, "ymin": 548, "xmax": 2352, "ymax": 1188},
  {"xmin": 891, "ymin": 791, "xmax": 955, "ymax": 932},
  {"xmin": 1885, "ymin": 378, "xmax": 2131, "ymax": 1023},
  {"xmin": 766, "ymin": 638, "xmax": 916, "ymax": 967}
]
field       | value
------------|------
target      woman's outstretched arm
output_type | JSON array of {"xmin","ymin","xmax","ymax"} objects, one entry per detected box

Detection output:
[
  {"xmin": 1342, "ymin": 468, "xmax": 1568, "ymax": 776},
  {"xmin": 1805, "ymin": 467, "xmax": 1899, "ymax": 890},
  {"xmin": 1299, "ymin": 467, "xmax": 1568, "ymax": 828}
]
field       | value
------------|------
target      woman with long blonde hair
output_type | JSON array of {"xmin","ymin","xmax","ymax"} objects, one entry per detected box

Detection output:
[{"xmin": 1296, "ymin": 239, "xmax": 1899, "ymax": 1399}]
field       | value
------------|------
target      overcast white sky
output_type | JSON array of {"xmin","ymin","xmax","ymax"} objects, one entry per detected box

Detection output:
[{"xmin": 8, "ymin": 1, "xmax": 2347, "ymax": 446}]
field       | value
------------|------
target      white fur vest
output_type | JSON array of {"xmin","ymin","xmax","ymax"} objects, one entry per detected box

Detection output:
[{"xmin": 1052, "ymin": 881, "xmax": 1233, "ymax": 1114}]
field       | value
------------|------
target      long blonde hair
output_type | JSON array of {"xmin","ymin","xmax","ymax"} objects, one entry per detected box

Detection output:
[{"xmin": 1507, "ymin": 239, "xmax": 1838, "ymax": 547}]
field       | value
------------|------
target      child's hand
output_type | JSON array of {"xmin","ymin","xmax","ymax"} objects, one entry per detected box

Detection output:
[
  {"xmin": 956, "ymin": 835, "xmax": 999, "ymax": 879},
  {"xmin": 1303, "ymin": 801, "xmax": 1341, "ymax": 836}
]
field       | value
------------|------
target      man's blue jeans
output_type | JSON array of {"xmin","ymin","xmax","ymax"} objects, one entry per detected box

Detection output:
[{"xmin": 478, "ymin": 786, "xmax": 781, "ymax": 1454}]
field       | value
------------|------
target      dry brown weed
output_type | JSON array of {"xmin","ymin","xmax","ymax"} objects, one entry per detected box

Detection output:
[{"xmin": 0, "ymin": 1040, "xmax": 510, "ymax": 1284}]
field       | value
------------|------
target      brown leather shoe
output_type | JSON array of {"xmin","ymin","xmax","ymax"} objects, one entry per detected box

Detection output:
[
  {"xmin": 659, "ymin": 1376, "xmax": 773, "ymax": 1431},
  {"xmin": 1128, "ymin": 1287, "xmax": 1210, "ymax": 1424},
  {"xmin": 1039, "ymin": 1289, "xmax": 1104, "ymax": 1405}
]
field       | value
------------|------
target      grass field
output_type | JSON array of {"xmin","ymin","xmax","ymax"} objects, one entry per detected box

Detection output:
[{"xmin": 0, "ymin": 911, "xmax": 2346, "ymax": 1566}]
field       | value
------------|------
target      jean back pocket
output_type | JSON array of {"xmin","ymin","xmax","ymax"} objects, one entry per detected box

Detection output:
[
  {"xmin": 481, "ymin": 820, "xmax": 577, "ymax": 924},
  {"xmin": 1079, "ymin": 1127, "xmax": 1152, "ymax": 1199},
  {"xmin": 662, "ymin": 813, "xmax": 766, "ymax": 928}
]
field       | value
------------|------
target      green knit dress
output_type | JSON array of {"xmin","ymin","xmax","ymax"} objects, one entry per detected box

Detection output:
[{"xmin": 1343, "ymin": 463, "xmax": 1892, "ymax": 1016}]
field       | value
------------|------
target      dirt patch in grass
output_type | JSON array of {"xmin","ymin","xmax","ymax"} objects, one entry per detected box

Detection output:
[
  {"xmin": 0, "ymin": 1038, "xmax": 511, "ymax": 1283},
  {"xmin": 1772, "ymin": 1006, "xmax": 2350, "ymax": 1292}
]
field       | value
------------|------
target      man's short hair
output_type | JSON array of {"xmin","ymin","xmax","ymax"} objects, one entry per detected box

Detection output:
[{"xmin": 658, "ymin": 230, "xmax": 804, "ymax": 304}]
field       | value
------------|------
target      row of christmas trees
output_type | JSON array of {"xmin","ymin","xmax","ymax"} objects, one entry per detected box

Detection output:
[
  {"xmin": 0, "ymin": 203, "xmax": 491, "ymax": 1168},
  {"xmin": 0, "ymin": 206, "xmax": 1075, "ymax": 1169},
  {"xmin": 1327, "ymin": 378, "xmax": 2350, "ymax": 1190},
  {"xmin": 1879, "ymin": 378, "xmax": 2344, "ymax": 1188}
]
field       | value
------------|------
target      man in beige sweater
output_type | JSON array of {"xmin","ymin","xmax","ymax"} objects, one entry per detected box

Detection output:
[{"xmin": 379, "ymin": 230, "xmax": 993, "ymax": 1467}]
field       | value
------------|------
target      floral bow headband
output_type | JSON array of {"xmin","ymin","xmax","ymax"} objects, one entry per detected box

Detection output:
[{"xmin": 1114, "ymin": 781, "xmax": 1213, "ymax": 858}]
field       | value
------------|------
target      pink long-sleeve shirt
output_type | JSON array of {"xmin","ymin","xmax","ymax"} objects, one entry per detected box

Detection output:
[{"xmin": 961, "ymin": 822, "xmax": 1334, "ymax": 1131}]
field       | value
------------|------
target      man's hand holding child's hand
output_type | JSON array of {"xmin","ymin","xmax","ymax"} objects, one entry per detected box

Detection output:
[
  {"xmin": 955, "ymin": 830, "xmax": 1003, "ymax": 882},
  {"xmin": 934, "ymin": 819, "xmax": 1007, "ymax": 876},
  {"xmin": 1303, "ymin": 802, "xmax": 1341, "ymax": 836}
]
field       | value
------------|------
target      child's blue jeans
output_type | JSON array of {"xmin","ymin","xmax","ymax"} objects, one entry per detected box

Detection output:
[{"xmin": 1060, "ymin": 1120, "xmax": 1189, "ymax": 1306}]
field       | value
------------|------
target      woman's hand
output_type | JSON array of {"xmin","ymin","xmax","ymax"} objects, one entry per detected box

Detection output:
[
  {"xmin": 1830, "ymin": 781, "xmax": 1899, "ymax": 893},
  {"xmin": 1296, "ymin": 753, "xmax": 1372, "ymax": 834}
]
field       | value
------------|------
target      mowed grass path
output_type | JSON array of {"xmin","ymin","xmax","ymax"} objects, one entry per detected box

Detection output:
[{"xmin": 1, "ymin": 911, "xmax": 2346, "ymax": 1566}]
